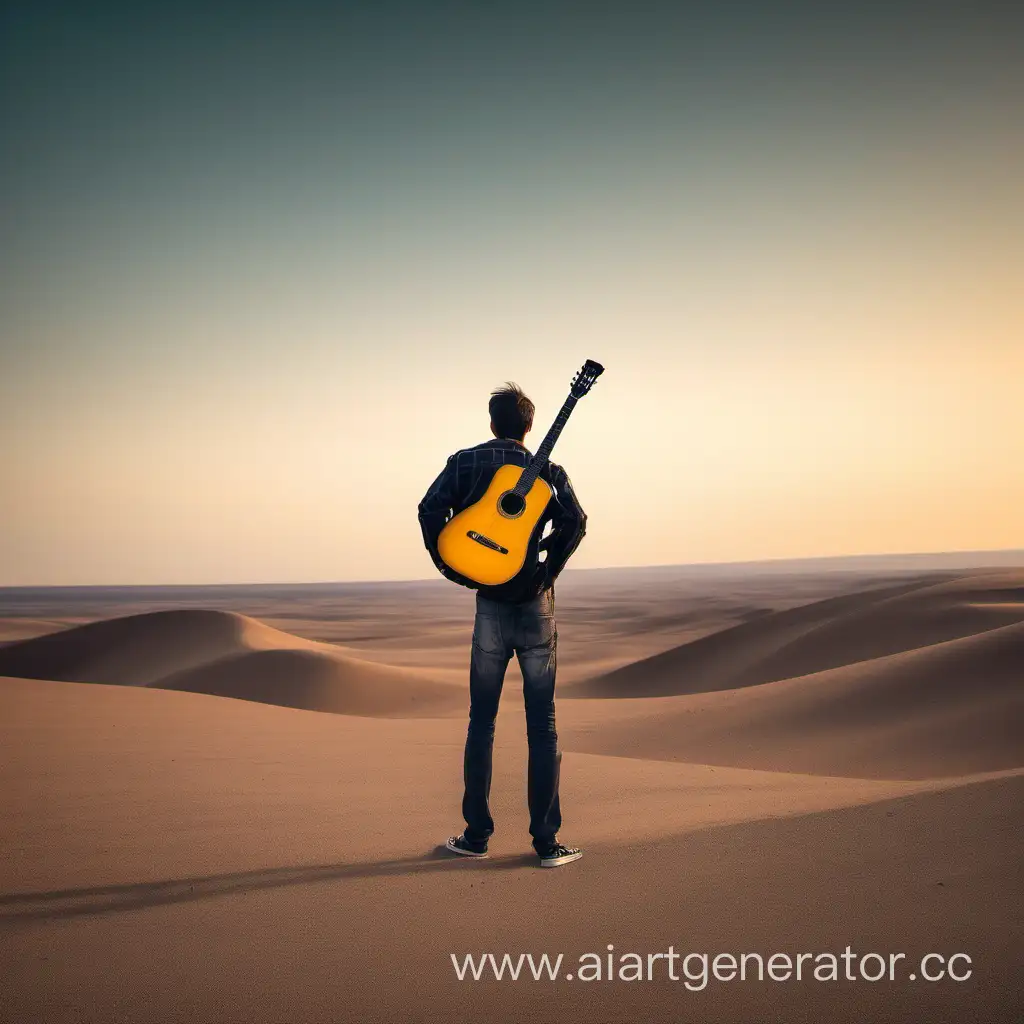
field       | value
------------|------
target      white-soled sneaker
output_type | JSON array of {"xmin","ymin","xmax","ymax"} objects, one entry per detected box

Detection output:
[
  {"xmin": 446, "ymin": 834, "xmax": 489, "ymax": 858},
  {"xmin": 537, "ymin": 842, "xmax": 583, "ymax": 868}
]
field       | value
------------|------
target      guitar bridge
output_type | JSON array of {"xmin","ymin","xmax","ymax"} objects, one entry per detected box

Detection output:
[{"xmin": 467, "ymin": 531, "xmax": 508, "ymax": 554}]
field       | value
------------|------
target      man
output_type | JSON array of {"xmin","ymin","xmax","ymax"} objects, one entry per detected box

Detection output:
[{"xmin": 417, "ymin": 382, "xmax": 587, "ymax": 868}]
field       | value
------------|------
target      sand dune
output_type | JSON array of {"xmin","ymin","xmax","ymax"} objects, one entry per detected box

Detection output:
[
  {"xmin": 0, "ymin": 609, "xmax": 465, "ymax": 717},
  {"xmin": 2, "ymin": 571, "xmax": 1021, "ymax": 738},
  {"xmin": 0, "ymin": 617, "xmax": 83, "ymax": 643},
  {"xmin": 568, "ymin": 570, "xmax": 1024, "ymax": 698},
  {"xmin": 0, "ymin": 609, "xmax": 297, "ymax": 685},
  {"xmin": 157, "ymin": 646, "xmax": 466, "ymax": 717},
  {"xmin": 0, "ymin": 566, "xmax": 959, "ymax": 684},
  {"xmin": 564, "ymin": 618, "xmax": 1024, "ymax": 778}
]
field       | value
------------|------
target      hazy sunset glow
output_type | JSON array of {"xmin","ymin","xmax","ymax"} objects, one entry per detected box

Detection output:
[{"xmin": 2, "ymin": 3, "xmax": 1021, "ymax": 584}]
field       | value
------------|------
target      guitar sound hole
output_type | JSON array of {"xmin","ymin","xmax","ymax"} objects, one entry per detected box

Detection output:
[{"xmin": 497, "ymin": 491, "xmax": 527, "ymax": 518}]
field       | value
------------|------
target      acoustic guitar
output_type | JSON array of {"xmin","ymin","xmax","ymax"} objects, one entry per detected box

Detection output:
[{"xmin": 437, "ymin": 359, "xmax": 604, "ymax": 587}]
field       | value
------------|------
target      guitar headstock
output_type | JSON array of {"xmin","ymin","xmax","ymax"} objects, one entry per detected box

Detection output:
[{"xmin": 570, "ymin": 359, "xmax": 605, "ymax": 399}]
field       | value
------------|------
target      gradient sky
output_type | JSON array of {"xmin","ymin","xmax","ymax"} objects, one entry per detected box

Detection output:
[{"xmin": 1, "ymin": 1, "xmax": 1022, "ymax": 585}]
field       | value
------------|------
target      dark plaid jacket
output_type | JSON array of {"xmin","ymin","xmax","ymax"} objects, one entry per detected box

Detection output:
[{"xmin": 417, "ymin": 438, "xmax": 587, "ymax": 602}]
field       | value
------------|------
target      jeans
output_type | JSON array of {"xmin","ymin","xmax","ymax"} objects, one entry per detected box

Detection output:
[{"xmin": 462, "ymin": 586, "xmax": 561, "ymax": 852}]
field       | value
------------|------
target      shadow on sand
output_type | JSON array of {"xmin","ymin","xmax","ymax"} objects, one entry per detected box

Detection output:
[{"xmin": 0, "ymin": 847, "xmax": 537, "ymax": 924}]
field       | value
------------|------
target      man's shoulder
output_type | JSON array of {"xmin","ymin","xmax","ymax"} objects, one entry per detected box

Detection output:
[
  {"xmin": 450, "ymin": 439, "xmax": 530, "ymax": 461},
  {"xmin": 542, "ymin": 460, "xmax": 584, "ymax": 514},
  {"xmin": 542, "ymin": 458, "xmax": 571, "ymax": 483}
]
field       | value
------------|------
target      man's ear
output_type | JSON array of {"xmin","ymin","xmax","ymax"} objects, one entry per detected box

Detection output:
[{"xmin": 490, "ymin": 420, "xmax": 498, "ymax": 438}]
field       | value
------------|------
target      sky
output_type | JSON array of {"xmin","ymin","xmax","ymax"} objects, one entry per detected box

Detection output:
[{"xmin": 1, "ymin": 1, "xmax": 1022, "ymax": 585}]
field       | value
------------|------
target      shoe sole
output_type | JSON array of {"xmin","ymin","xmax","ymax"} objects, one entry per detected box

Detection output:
[
  {"xmin": 539, "ymin": 851, "xmax": 583, "ymax": 868},
  {"xmin": 446, "ymin": 837, "xmax": 489, "ymax": 858}
]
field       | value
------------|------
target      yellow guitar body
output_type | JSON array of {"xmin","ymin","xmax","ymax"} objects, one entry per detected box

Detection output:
[{"xmin": 437, "ymin": 464, "xmax": 553, "ymax": 586}]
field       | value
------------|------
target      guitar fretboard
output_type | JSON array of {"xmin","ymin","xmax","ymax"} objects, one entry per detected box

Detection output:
[{"xmin": 512, "ymin": 394, "xmax": 579, "ymax": 496}]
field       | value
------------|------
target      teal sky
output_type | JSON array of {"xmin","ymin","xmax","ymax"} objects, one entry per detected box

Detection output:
[{"xmin": 1, "ymin": 2, "xmax": 1022, "ymax": 584}]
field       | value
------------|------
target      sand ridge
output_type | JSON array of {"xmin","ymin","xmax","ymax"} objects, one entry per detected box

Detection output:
[
  {"xmin": 1, "ymin": 572, "xmax": 1021, "ymax": 744},
  {"xmin": 0, "ymin": 608, "xmax": 467, "ymax": 717},
  {"xmin": 567, "ymin": 570, "xmax": 1024, "ymax": 697},
  {"xmin": 562, "ymin": 617, "xmax": 1024, "ymax": 778}
]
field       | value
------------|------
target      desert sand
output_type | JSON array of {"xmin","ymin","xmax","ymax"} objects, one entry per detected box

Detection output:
[{"xmin": 1, "ymin": 555, "xmax": 1022, "ymax": 1023}]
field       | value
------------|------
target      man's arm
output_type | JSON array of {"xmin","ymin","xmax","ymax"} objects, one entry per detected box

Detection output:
[
  {"xmin": 540, "ymin": 465, "xmax": 587, "ymax": 584},
  {"xmin": 417, "ymin": 454, "xmax": 458, "ymax": 575}
]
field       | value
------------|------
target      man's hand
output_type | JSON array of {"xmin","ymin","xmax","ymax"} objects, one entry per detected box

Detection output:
[{"xmin": 529, "ymin": 561, "xmax": 553, "ymax": 596}]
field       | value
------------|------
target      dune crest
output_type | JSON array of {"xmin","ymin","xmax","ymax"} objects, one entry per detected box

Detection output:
[
  {"xmin": 568, "ymin": 570, "xmax": 1024, "ymax": 698},
  {"xmin": 0, "ymin": 609, "xmax": 464, "ymax": 718},
  {"xmin": 564, "ymin": 618, "xmax": 1024, "ymax": 778}
]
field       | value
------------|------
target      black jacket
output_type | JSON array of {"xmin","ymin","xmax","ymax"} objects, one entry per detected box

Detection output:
[{"xmin": 417, "ymin": 438, "xmax": 587, "ymax": 602}]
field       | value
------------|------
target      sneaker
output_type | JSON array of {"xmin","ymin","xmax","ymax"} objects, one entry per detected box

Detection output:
[
  {"xmin": 536, "ymin": 842, "xmax": 583, "ymax": 868},
  {"xmin": 445, "ymin": 834, "xmax": 489, "ymax": 858}
]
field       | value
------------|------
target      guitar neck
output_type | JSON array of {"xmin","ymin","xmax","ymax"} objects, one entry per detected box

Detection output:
[{"xmin": 513, "ymin": 394, "xmax": 579, "ymax": 495}]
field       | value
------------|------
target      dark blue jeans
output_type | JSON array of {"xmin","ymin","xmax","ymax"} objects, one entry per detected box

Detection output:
[{"xmin": 462, "ymin": 587, "xmax": 561, "ymax": 852}]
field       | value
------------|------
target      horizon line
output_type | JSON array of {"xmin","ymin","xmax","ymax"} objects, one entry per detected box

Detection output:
[{"xmin": 2, "ymin": 547, "xmax": 1022, "ymax": 591}]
